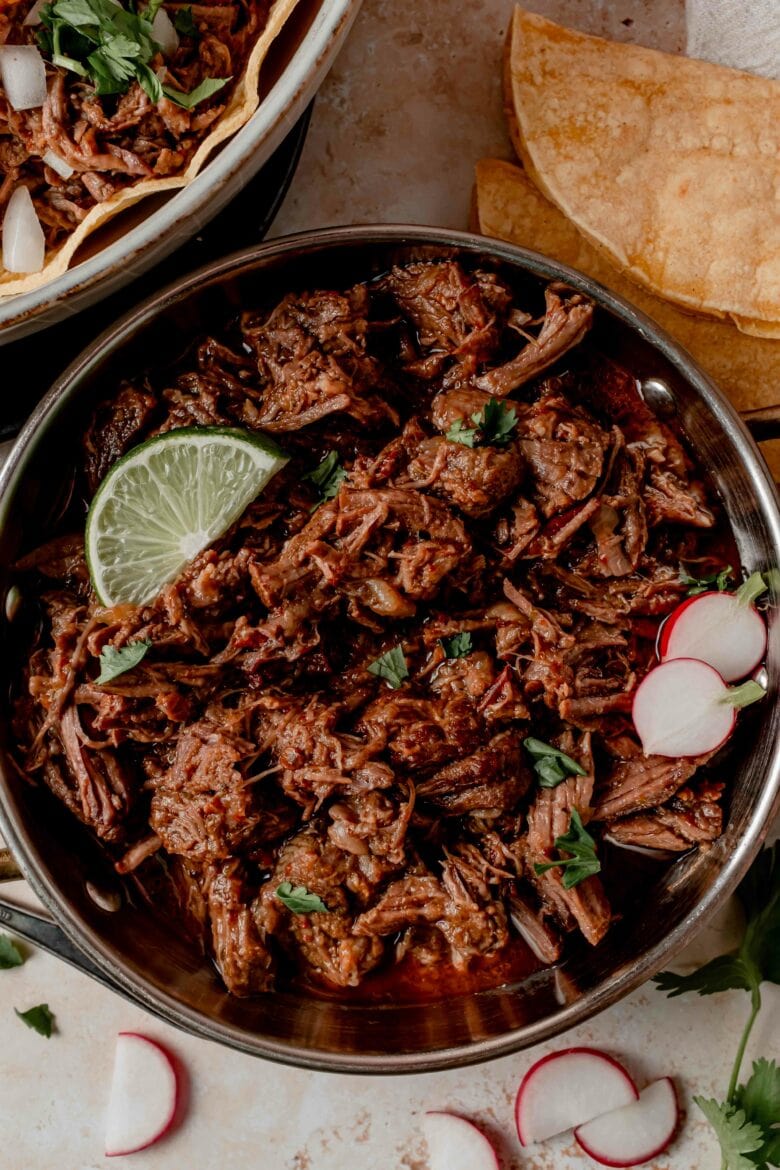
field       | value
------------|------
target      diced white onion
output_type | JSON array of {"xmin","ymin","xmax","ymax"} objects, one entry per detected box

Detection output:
[
  {"xmin": 23, "ymin": 0, "xmax": 47, "ymax": 26},
  {"xmin": 0, "ymin": 45, "xmax": 48, "ymax": 111},
  {"xmin": 42, "ymin": 148, "xmax": 74, "ymax": 179},
  {"xmin": 2, "ymin": 185, "xmax": 46, "ymax": 274},
  {"xmin": 151, "ymin": 8, "xmax": 179, "ymax": 56}
]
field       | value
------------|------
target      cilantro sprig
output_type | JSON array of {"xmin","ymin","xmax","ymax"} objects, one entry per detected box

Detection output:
[
  {"xmin": 446, "ymin": 398, "xmax": 518, "ymax": 448},
  {"xmin": 304, "ymin": 450, "xmax": 347, "ymax": 509},
  {"xmin": 96, "ymin": 638, "xmax": 151, "ymax": 684},
  {"xmin": 367, "ymin": 644, "xmax": 409, "ymax": 689},
  {"xmin": 680, "ymin": 563, "xmax": 734, "ymax": 597},
  {"xmin": 275, "ymin": 882, "xmax": 329, "ymax": 915},
  {"xmin": 654, "ymin": 843, "xmax": 780, "ymax": 1170},
  {"xmin": 439, "ymin": 631, "xmax": 473, "ymax": 659},
  {"xmin": 38, "ymin": 0, "xmax": 228, "ymax": 107},
  {"xmin": 524, "ymin": 736, "xmax": 587, "ymax": 789},
  {"xmin": 533, "ymin": 808, "xmax": 601, "ymax": 888}
]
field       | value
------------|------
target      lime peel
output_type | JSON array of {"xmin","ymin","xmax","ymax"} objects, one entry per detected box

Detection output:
[{"xmin": 86, "ymin": 426, "xmax": 288, "ymax": 607}]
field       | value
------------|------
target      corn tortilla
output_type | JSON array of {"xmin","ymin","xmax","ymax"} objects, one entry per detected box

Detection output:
[
  {"xmin": 0, "ymin": 0, "xmax": 299, "ymax": 297},
  {"xmin": 473, "ymin": 157, "xmax": 780, "ymax": 477},
  {"xmin": 504, "ymin": 8, "xmax": 780, "ymax": 337}
]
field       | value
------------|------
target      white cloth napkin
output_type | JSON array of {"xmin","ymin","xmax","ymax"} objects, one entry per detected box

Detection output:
[{"xmin": 686, "ymin": 0, "xmax": 780, "ymax": 79}]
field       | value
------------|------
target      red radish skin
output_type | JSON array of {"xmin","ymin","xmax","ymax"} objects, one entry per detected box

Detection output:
[
  {"xmin": 660, "ymin": 591, "xmax": 767, "ymax": 682},
  {"xmin": 422, "ymin": 1112, "xmax": 499, "ymax": 1170},
  {"xmin": 574, "ymin": 1077, "xmax": 680, "ymax": 1167},
  {"xmin": 632, "ymin": 658, "xmax": 736, "ymax": 758},
  {"xmin": 105, "ymin": 1032, "xmax": 181, "ymax": 1157},
  {"xmin": 515, "ymin": 1047, "xmax": 638, "ymax": 1146}
]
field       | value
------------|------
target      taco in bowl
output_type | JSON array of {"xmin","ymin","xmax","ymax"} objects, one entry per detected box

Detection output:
[{"xmin": 0, "ymin": 0, "xmax": 299, "ymax": 295}]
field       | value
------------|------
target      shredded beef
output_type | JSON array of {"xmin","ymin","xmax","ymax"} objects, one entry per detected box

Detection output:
[{"xmin": 13, "ymin": 260, "xmax": 734, "ymax": 997}]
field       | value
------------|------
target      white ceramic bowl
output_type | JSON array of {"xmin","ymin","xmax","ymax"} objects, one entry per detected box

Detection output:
[{"xmin": 0, "ymin": 0, "xmax": 361, "ymax": 345}]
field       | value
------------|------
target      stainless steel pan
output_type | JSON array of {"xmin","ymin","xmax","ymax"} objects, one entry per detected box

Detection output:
[{"xmin": 0, "ymin": 226, "xmax": 778, "ymax": 1073}]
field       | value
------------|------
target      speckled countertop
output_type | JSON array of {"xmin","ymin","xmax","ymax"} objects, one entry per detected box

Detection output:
[{"xmin": 1, "ymin": 2, "xmax": 778, "ymax": 1168}]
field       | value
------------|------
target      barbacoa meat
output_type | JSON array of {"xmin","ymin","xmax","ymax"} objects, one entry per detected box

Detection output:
[{"xmin": 14, "ymin": 260, "xmax": 732, "ymax": 998}]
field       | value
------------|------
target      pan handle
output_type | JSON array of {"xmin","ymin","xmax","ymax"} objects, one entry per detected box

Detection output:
[
  {"xmin": 739, "ymin": 404, "xmax": 780, "ymax": 444},
  {"xmin": 0, "ymin": 848, "xmax": 123, "ymax": 993}
]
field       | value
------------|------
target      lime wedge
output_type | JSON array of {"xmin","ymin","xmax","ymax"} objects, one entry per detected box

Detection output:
[{"xmin": 85, "ymin": 426, "xmax": 288, "ymax": 607}]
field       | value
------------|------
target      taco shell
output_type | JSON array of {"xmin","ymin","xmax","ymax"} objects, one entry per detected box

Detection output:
[
  {"xmin": 0, "ymin": 0, "xmax": 299, "ymax": 297},
  {"xmin": 504, "ymin": 8, "xmax": 780, "ymax": 337}
]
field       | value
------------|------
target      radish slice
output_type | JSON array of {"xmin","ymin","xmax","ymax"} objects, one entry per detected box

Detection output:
[
  {"xmin": 574, "ymin": 1078, "xmax": 679, "ymax": 1167},
  {"xmin": 2, "ymin": 186, "xmax": 45, "ymax": 274},
  {"xmin": 515, "ymin": 1047, "xmax": 638, "ymax": 1146},
  {"xmin": 152, "ymin": 8, "xmax": 179, "ymax": 55},
  {"xmin": 105, "ymin": 1032, "xmax": 180, "ymax": 1157},
  {"xmin": 660, "ymin": 591, "xmax": 767, "ymax": 682},
  {"xmin": 422, "ymin": 1113, "xmax": 499, "ymax": 1170},
  {"xmin": 0, "ymin": 45, "xmax": 47, "ymax": 110},
  {"xmin": 632, "ymin": 658, "xmax": 765, "ymax": 758}
]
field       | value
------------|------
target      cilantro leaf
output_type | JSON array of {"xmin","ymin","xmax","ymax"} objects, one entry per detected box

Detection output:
[
  {"xmin": 173, "ymin": 5, "xmax": 196, "ymax": 34},
  {"xmin": 445, "ymin": 398, "xmax": 519, "ymax": 449},
  {"xmin": 0, "ymin": 934, "xmax": 23, "ymax": 969},
  {"xmin": 694, "ymin": 1099, "xmax": 766, "ymax": 1170},
  {"xmin": 654, "ymin": 842, "xmax": 780, "ymax": 999},
  {"xmin": 524, "ymin": 737, "xmax": 587, "ymax": 789},
  {"xmin": 275, "ymin": 882, "xmax": 329, "ymax": 915},
  {"xmin": 15, "ymin": 1003, "xmax": 54, "ymax": 1037},
  {"xmin": 534, "ymin": 809, "xmax": 601, "ymax": 888},
  {"xmin": 679, "ymin": 563, "xmax": 734, "ymax": 597},
  {"xmin": 735, "ymin": 1059, "xmax": 780, "ymax": 1159},
  {"xmin": 655, "ymin": 845, "xmax": 780, "ymax": 1170},
  {"xmin": 39, "ymin": 0, "xmax": 226, "ymax": 107},
  {"xmin": 96, "ymin": 639, "xmax": 151, "ymax": 685},
  {"xmin": 446, "ymin": 417, "xmax": 477, "ymax": 447},
  {"xmin": 367, "ymin": 645, "xmax": 409, "ymax": 690},
  {"xmin": 304, "ymin": 450, "xmax": 347, "ymax": 507},
  {"xmin": 472, "ymin": 398, "xmax": 518, "ymax": 445},
  {"xmin": 439, "ymin": 631, "xmax": 473, "ymax": 659},
  {"xmin": 163, "ymin": 76, "xmax": 229, "ymax": 109},
  {"xmin": 653, "ymin": 954, "xmax": 757, "ymax": 999}
]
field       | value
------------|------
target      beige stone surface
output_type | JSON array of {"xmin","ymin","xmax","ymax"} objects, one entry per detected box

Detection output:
[{"xmin": 2, "ymin": 3, "xmax": 778, "ymax": 1168}]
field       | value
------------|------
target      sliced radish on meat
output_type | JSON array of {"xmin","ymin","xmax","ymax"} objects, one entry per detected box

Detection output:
[
  {"xmin": 515, "ymin": 1047, "xmax": 638, "ymax": 1146},
  {"xmin": 105, "ymin": 1032, "xmax": 180, "ymax": 1157},
  {"xmin": 660, "ymin": 577, "xmax": 767, "ymax": 682},
  {"xmin": 632, "ymin": 658, "xmax": 765, "ymax": 758},
  {"xmin": 574, "ymin": 1077, "xmax": 679, "ymax": 1167},
  {"xmin": 422, "ymin": 1112, "xmax": 499, "ymax": 1170}
]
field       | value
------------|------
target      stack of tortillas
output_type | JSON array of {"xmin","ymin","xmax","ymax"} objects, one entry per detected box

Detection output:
[{"xmin": 474, "ymin": 8, "xmax": 780, "ymax": 477}]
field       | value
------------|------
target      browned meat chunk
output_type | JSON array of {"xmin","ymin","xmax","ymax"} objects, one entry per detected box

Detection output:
[
  {"xmin": 83, "ymin": 384, "xmax": 158, "ymax": 493},
  {"xmin": 416, "ymin": 731, "xmax": 531, "ymax": 815},
  {"xmin": 242, "ymin": 287, "xmax": 398, "ymax": 432},
  {"xmin": 475, "ymin": 284, "xmax": 594, "ymax": 396},
  {"xmin": 525, "ymin": 746, "xmax": 612, "ymax": 946},
  {"xmin": 407, "ymin": 435, "xmax": 525, "ymax": 518},
  {"xmin": 149, "ymin": 723, "xmax": 261, "ymax": 863},
  {"xmin": 206, "ymin": 860, "xmax": 274, "ymax": 996},
  {"xmin": 593, "ymin": 746, "xmax": 708, "ymax": 821}
]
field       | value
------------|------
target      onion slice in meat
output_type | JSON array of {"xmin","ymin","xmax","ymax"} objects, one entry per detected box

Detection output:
[
  {"xmin": 151, "ymin": 8, "xmax": 179, "ymax": 56},
  {"xmin": 2, "ymin": 186, "xmax": 46, "ymax": 274},
  {"xmin": 42, "ymin": 149, "xmax": 75, "ymax": 180},
  {"xmin": 23, "ymin": 0, "xmax": 48, "ymax": 25},
  {"xmin": 0, "ymin": 45, "xmax": 48, "ymax": 110}
]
